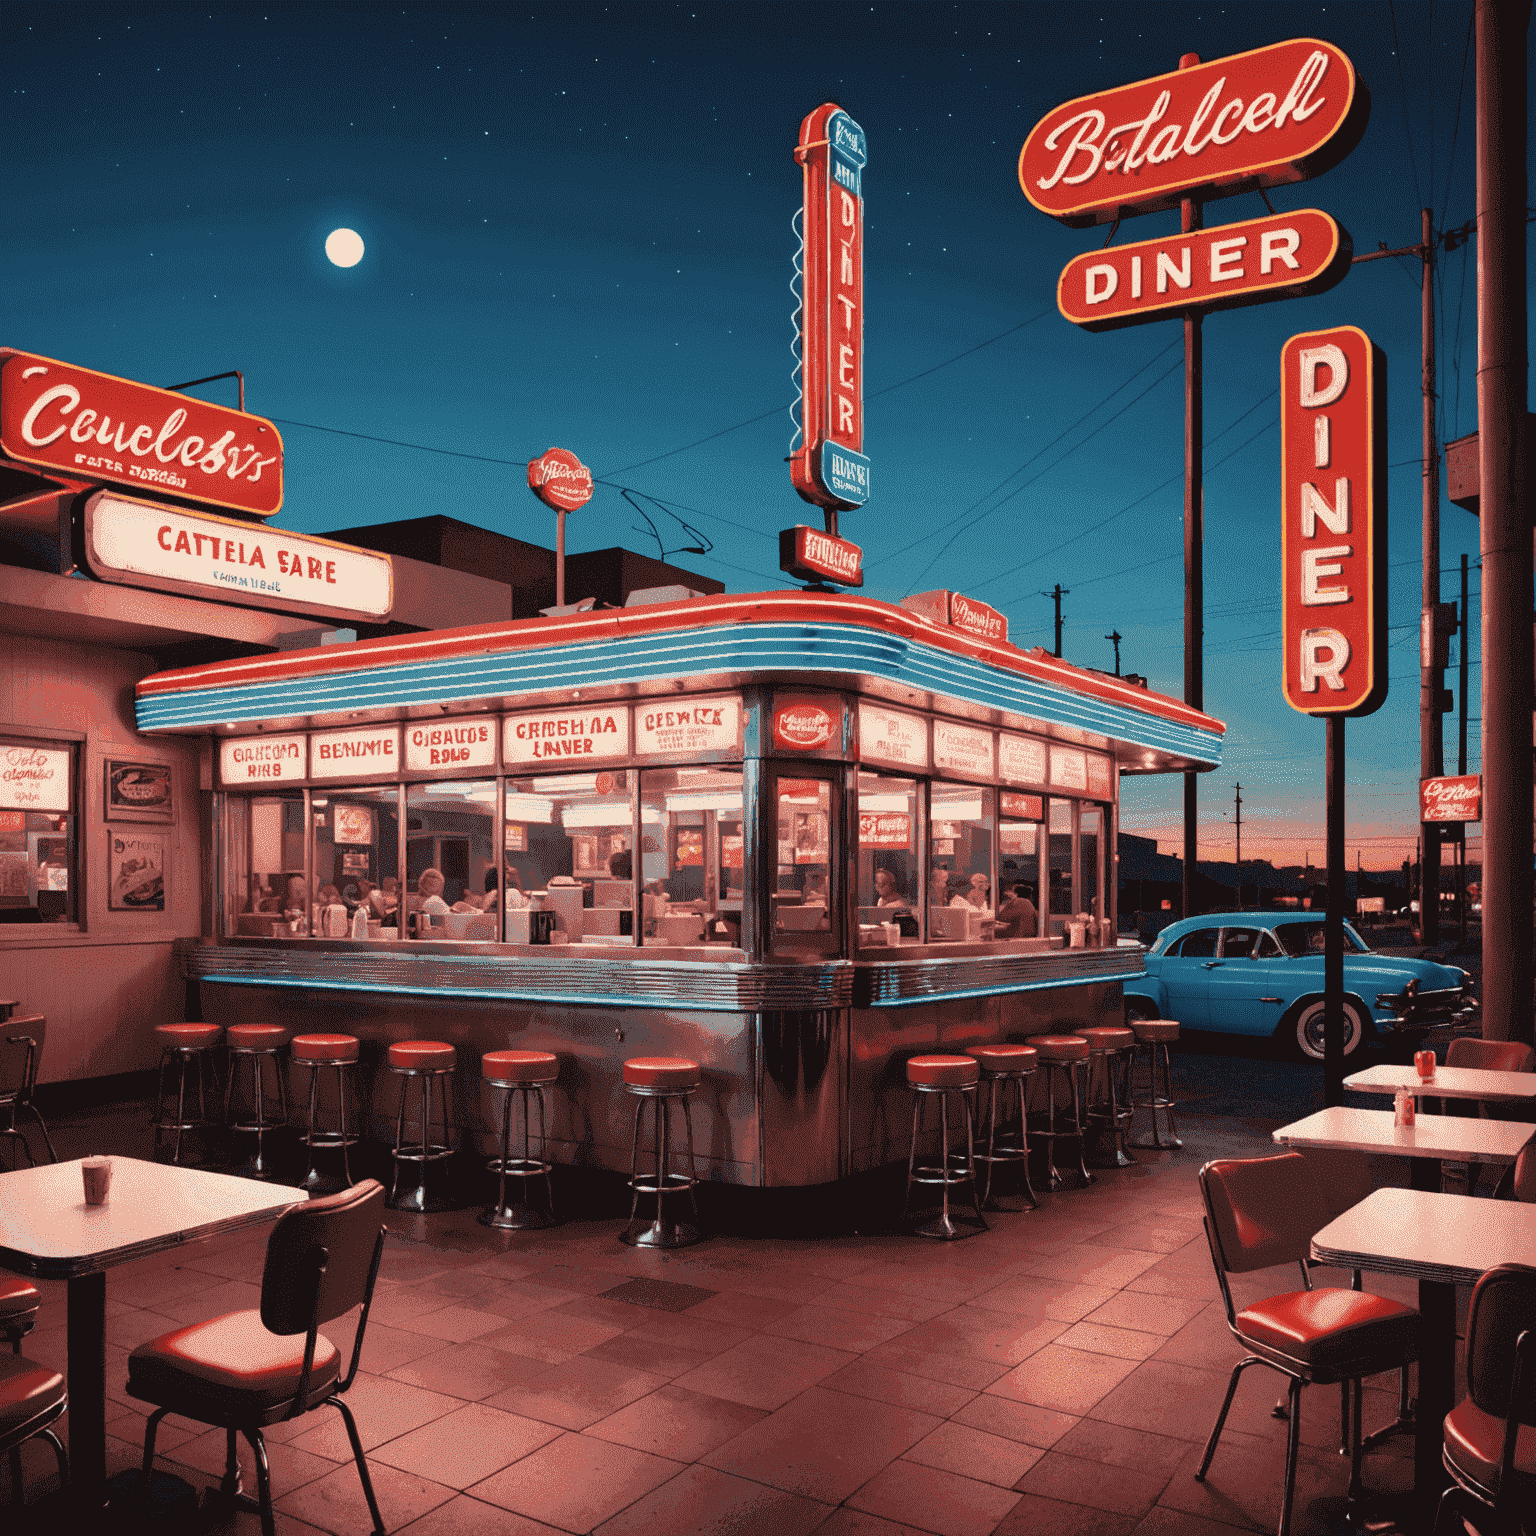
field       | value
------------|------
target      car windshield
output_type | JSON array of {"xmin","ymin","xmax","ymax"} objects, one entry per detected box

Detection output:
[{"xmin": 1272, "ymin": 922, "xmax": 1369, "ymax": 957}]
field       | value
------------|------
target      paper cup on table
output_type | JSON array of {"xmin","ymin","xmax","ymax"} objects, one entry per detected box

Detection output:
[
  {"xmin": 82, "ymin": 1155, "xmax": 113, "ymax": 1206},
  {"xmin": 1414, "ymin": 1049, "xmax": 1436, "ymax": 1080}
]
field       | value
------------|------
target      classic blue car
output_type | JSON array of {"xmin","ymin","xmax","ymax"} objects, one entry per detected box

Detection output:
[{"xmin": 1123, "ymin": 912, "xmax": 1476, "ymax": 1059}]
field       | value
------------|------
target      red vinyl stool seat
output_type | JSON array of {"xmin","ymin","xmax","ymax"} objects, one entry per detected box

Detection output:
[
  {"xmin": 965, "ymin": 1045, "xmax": 1039, "ymax": 1212},
  {"xmin": 1127, "ymin": 1016, "xmax": 1183, "ymax": 1150},
  {"xmin": 223, "ymin": 1024, "xmax": 292, "ymax": 1180},
  {"xmin": 291, "ymin": 1034, "xmax": 362, "ymax": 1194},
  {"xmin": 1024, "ymin": 1033, "xmax": 1094, "ymax": 1190},
  {"xmin": 1080, "ymin": 1025, "xmax": 1138, "ymax": 1170},
  {"xmin": 620, "ymin": 1057, "xmax": 703, "ymax": 1250},
  {"xmin": 481, "ymin": 1051, "xmax": 560, "ymax": 1231},
  {"xmin": 0, "ymin": 1352, "xmax": 68, "ymax": 1505},
  {"xmin": 0, "ymin": 1278, "xmax": 40, "ymax": 1353},
  {"xmin": 902, "ymin": 1056, "xmax": 986, "ymax": 1240},
  {"xmin": 385, "ymin": 1042, "xmax": 458, "ymax": 1213},
  {"xmin": 151, "ymin": 1024, "xmax": 225, "ymax": 1166}
]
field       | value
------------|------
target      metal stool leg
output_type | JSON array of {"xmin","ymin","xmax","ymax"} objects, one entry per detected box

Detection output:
[
  {"xmin": 1066, "ymin": 1061, "xmax": 1095, "ymax": 1185},
  {"xmin": 621, "ymin": 1089, "xmax": 701, "ymax": 1249}
]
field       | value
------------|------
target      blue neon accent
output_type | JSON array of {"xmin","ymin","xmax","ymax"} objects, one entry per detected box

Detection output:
[
  {"xmin": 137, "ymin": 621, "xmax": 1222, "ymax": 765},
  {"xmin": 822, "ymin": 444, "xmax": 870, "ymax": 505},
  {"xmin": 866, "ymin": 965, "xmax": 1147, "ymax": 1008}
]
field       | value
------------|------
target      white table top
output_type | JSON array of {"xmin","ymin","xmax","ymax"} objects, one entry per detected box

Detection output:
[
  {"xmin": 1273, "ymin": 1105, "xmax": 1536, "ymax": 1164},
  {"xmin": 0, "ymin": 1157, "xmax": 306, "ymax": 1279},
  {"xmin": 1312, "ymin": 1187, "xmax": 1536, "ymax": 1285},
  {"xmin": 1344, "ymin": 1063, "xmax": 1536, "ymax": 1102}
]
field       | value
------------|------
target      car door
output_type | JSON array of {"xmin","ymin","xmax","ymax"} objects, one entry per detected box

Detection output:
[
  {"xmin": 1157, "ymin": 927, "xmax": 1217, "ymax": 1028},
  {"xmin": 1205, "ymin": 926, "xmax": 1285, "ymax": 1036}
]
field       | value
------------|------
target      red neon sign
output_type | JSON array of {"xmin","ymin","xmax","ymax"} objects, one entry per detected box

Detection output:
[
  {"xmin": 779, "ymin": 525, "xmax": 864, "ymax": 587},
  {"xmin": 1420, "ymin": 775, "xmax": 1481, "ymax": 823},
  {"xmin": 791, "ymin": 103, "xmax": 870, "ymax": 510},
  {"xmin": 0, "ymin": 349, "xmax": 284, "ymax": 518},
  {"xmin": 1020, "ymin": 39, "xmax": 1369, "ymax": 227},
  {"xmin": 1280, "ymin": 325, "xmax": 1387, "ymax": 717},
  {"xmin": 527, "ymin": 447, "xmax": 593, "ymax": 512},
  {"xmin": 1057, "ymin": 209, "xmax": 1351, "ymax": 331}
]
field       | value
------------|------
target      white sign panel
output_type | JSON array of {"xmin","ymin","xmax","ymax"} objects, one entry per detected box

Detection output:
[
  {"xmin": 1051, "ymin": 745, "xmax": 1088, "ymax": 791},
  {"xmin": 0, "ymin": 745, "xmax": 70, "ymax": 811},
  {"xmin": 504, "ymin": 706, "xmax": 630, "ymax": 766},
  {"xmin": 858, "ymin": 704, "xmax": 930, "ymax": 771},
  {"xmin": 933, "ymin": 720, "xmax": 995, "ymax": 779},
  {"xmin": 309, "ymin": 726, "xmax": 399, "ymax": 780},
  {"xmin": 406, "ymin": 717, "xmax": 497, "ymax": 773},
  {"xmin": 635, "ymin": 696, "xmax": 741, "ymax": 757},
  {"xmin": 998, "ymin": 733, "xmax": 1048, "ymax": 786},
  {"xmin": 219, "ymin": 735, "xmax": 306, "ymax": 786},
  {"xmin": 1086, "ymin": 753, "xmax": 1114, "ymax": 799},
  {"xmin": 84, "ymin": 491, "xmax": 393, "ymax": 620}
]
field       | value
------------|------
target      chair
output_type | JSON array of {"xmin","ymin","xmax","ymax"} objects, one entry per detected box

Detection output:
[
  {"xmin": 151, "ymin": 1023, "xmax": 224, "ymax": 1165},
  {"xmin": 1079, "ymin": 1024, "xmax": 1137, "ymax": 1168},
  {"xmin": 291, "ymin": 1034, "xmax": 362, "ymax": 1192},
  {"xmin": 1126, "ymin": 1016, "xmax": 1183, "ymax": 1150},
  {"xmin": 0, "ymin": 1354, "xmax": 68, "ymax": 1508},
  {"xmin": 0, "ymin": 1014, "xmax": 58, "ymax": 1168},
  {"xmin": 965, "ymin": 1044, "xmax": 1039, "ymax": 1211},
  {"xmin": 0, "ymin": 1280, "xmax": 40, "ymax": 1354},
  {"xmin": 620, "ymin": 1057, "xmax": 703, "ymax": 1250},
  {"xmin": 1023, "ymin": 1033, "xmax": 1093, "ymax": 1189},
  {"xmin": 223, "ymin": 1024, "xmax": 292, "ymax": 1179},
  {"xmin": 128, "ymin": 1180, "xmax": 389, "ymax": 1536},
  {"xmin": 481, "ymin": 1050, "xmax": 559, "ymax": 1231},
  {"xmin": 385, "ymin": 1040, "xmax": 458, "ymax": 1212},
  {"xmin": 1510, "ymin": 1142, "xmax": 1536, "ymax": 1203},
  {"xmin": 901, "ymin": 1055, "xmax": 987, "ymax": 1240},
  {"xmin": 1196, "ymin": 1153, "xmax": 1421, "ymax": 1536},
  {"xmin": 1442, "ymin": 1038, "xmax": 1536, "ymax": 1197},
  {"xmin": 1433, "ymin": 1262, "xmax": 1536, "ymax": 1536}
]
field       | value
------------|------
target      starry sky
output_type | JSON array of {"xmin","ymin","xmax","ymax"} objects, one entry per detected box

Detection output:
[{"xmin": 4, "ymin": 1, "xmax": 1529, "ymax": 871}]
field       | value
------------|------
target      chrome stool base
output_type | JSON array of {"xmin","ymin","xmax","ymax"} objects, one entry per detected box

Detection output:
[
  {"xmin": 620, "ymin": 1084, "xmax": 702, "ymax": 1250},
  {"xmin": 225, "ymin": 1048, "xmax": 290, "ymax": 1180},
  {"xmin": 296, "ymin": 1060, "xmax": 361, "ymax": 1194},
  {"xmin": 1085, "ymin": 1048, "xmax": 1137, "ymax": 1170},
  {"xmin": 1128, "ymin": 1037, "xmax": 1183, "ymax": 1150},
  {"xmin": 973, "ymin": 1071, "xmax": 1039, "ymax": 1212},
  {"xmin": 902, "ymin": 1084, "xmax": 987, "ymax": 1240},
  {"xmin": 152, "ymin": 1046, "xmax": 220, "ymax": 1167},
  {"xmin": 389, "ymin": 1066, "xmax": 457, "ymax": 1212},
  {"xmin": 1027, "ymin": 1060, "xmax": 1094, "ymax": 1189},
  {"xmin": 482, "ymin": 1076, "xmax": 555, "ymax": 1231}
]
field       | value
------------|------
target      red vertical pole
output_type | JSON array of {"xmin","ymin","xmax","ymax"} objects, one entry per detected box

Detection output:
[
  {"xmin": 1475, "ymin": 0, "xmax": 1532, "ymax": 1043},
  {"xmin": 1325, "ymin": 718, "xmax": 1345, "ymax": 1105},
  {"xmin": 1180, "ymin": 52, "xmax": 1204, "ymax": 923}
]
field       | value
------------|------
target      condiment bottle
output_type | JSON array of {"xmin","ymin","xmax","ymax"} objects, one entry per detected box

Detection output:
[{"xmin": 1393, "ymin": 1089, "xmax": 1416, "ymax": 1128}]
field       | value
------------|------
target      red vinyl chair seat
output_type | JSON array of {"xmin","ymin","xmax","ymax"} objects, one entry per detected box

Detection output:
[
  {"xmin": 906, "ymin": 1055, "xmax": 980, "ymax": 1089},
  {"xmin": 0, "ymin": 1277, "xmax": 41, "ymax": 1325},
  {"xmin": 1234, "ymin": 1289, "xmax": 1421, "ymax": 1368},
  {"xmin": 623, "ymin": 1057, "xmax": 700, "ymax": 1090},
  {"xmin": 1443, "ymin": 1396, "xmax": 1536, "ymax": 1496},
  {"xmin": 1130, "ymin": 1019, "xmax": 1181, "ymax": 1044},
  {"xmin": 1078, "ymin": 1026, "xmax": 1135, "ymax": 1051},
  {"xmin": 483, "ymin": 1050, "xmax": 558, "ymax": 1085},
  {"xmin": 1025, "ymin": 1034, "xmax": 1089, "ymax": 1063},
  {"xmin": 966, "ymin": 1044, "xmax": 1038, "ymax": 1073},
  {"xmin": 0, "ymin": 1354, "xmax": 66, "ymax": 1443},
  {"xmin": 154, "ymin": 1023, "xmax": 222, "ymax": 1049},
  {"xmin": 226, "ymin": 1023, "xmax": 291, "ymax": 1051},
  {"xmin": 128, "ymin": 1310, "xmax": 343, "ymax": 1423},
  {"xmin": 291, "ymin": 1033, "xmax": 360, "ymax": 1064},
  {"xmin": 387, "ymin": 1040, "xmax": 456, "ymax": 1072}
]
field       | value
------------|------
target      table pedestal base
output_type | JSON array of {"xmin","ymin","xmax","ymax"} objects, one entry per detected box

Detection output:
[{"xmin": 65, "ymin": 1272, "xmax": 105, "ymax": 1509}]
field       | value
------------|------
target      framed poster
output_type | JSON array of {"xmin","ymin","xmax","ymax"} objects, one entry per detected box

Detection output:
[
  {"xmin": 108, "ymin": 830, "xmax": 166, "ymax": 912},
  {"xmin": 105, "ymin": 759, "xmax": 174, "ymax": 823},
  {"xmin": 332, "ymin": 804, "xmax": 373, "ymax": 845}
]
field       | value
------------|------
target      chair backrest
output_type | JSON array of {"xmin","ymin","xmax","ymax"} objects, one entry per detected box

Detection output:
[
  {"xmin": 1465, "ymin": 1262, "xmax": 1536, "ymax": 1426},
  {"xmin": 0, "ymin": 1014, "xmax": 45, "ymax": 1103},
  {"xmin": 261, "ymin": 1179, "xmax": 386, "ymax": 1336},
  {"xmin": 1510, "ymin": 1143, "xmax": 1536, "ymax": 1204},
  {"xmin": 1446, "ymin": 1037, "xmax": 1536, "ymax": 1074},
  {"xmin": 1200, "ymin": 1153, "xmax": 1331, "ymax": 1274}
]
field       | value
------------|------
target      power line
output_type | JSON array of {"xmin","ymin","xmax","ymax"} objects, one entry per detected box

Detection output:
[{"xmin": 1388, "ymin": 0, "xmax": 1426, "ymax": 210}]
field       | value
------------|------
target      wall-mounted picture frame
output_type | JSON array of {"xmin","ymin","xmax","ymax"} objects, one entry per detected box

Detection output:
[
  {"xmin": 105, "ymin": 759, "xmax": 175, "ymax": 823},
  {"xmin": 108, "ymin": 830, "xmax": 166, "ymax": 912}
]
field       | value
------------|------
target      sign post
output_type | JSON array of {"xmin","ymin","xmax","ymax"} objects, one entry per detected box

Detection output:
[
  {"xmin": 527, "ymin": 447, "xmax": 594, "ymax": 607},
  {"xmin": 1280, "ymin": 325, "xmax": 1387, "ymax": 1104}
]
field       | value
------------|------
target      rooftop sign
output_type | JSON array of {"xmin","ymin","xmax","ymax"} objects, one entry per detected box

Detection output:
[
  {"xmin": 0, "ymin": 348, "xmax": 284, "ymax": 518},
  {"xmin": 779, "ymin": 524, "xmax": 864, "ymax": 587},
  {"xmin": 900, "ymin": 589, "xmax": 1008, "ymax": 644},
  {"xmin": 526, "ymin": 447, "xmax": 593, "ymax": 512},
  {"xmin": 1020, "ymin": 39, "xmax": 1369, "ymax": 227}
]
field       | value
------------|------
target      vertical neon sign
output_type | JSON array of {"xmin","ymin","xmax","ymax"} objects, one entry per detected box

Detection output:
[{"xmin": 792, "ymin": 103, "xmax": 869, "ymax": 522}]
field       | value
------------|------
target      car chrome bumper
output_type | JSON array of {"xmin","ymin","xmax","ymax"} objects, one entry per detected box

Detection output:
[{"xmin": 1374, "ymin": 986, "xmax": 1478, "ymax": 1030}]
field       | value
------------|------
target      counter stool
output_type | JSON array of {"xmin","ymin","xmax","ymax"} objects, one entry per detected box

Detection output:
[
  {"xmin": 386, "ymin": 1041, "xmax": 458, "ymax": 1212},
  {"xmin": 291, "ymin": 1033, "xmax": 362, "ymax": 1193},
  {"xmin": 965, "ymin": 1044, "xmax": 1039, "ymax": 1212},
  {"xmin": 1127, "ymin": 1018, "xmax": 1183, "ymax": 1150},
  {"xmin": 151, "ymin": 1023, "xmax": 224, "ymax": 1165},
  {"xmin": 1023, "ymin": 1034, "xmax": 1093, "ymax": 1189},
  {"xmin": 620, "ymin": 1057, "xmax": 703, "ymax": 1250},
  {"xmin": 223, "ymin": 1023, "xmax": 291, "ymax": 1179},
  {"xmin": 481, "ymin": 1050, "xmax": 559, "ymax": 1231},
  {"xmin": 901, "ymin": 1055, "xmax": 987, "ymax": 1240},
  {"xmin": 1080, "ymin": 1024, "xmax": 1137, "ymax": 1169},
  {"xmin": 0, "ymin": 1279, "xmax": 40, "ymax": 1354}
]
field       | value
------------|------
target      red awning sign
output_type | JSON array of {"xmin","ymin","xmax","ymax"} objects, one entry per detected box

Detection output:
[
  {"xmin": 1020, "ymin": 39, "xmax": 1369, "ymax": 227},
  {"xmin": 1058, "ymin": 209, "xmax": 1351, "ymax": 331}
]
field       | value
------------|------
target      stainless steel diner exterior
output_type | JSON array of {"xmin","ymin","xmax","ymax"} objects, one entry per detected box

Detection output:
[{"xmin": 135, "ymin": 590, "xmax": 1226, "ymax": 1187}]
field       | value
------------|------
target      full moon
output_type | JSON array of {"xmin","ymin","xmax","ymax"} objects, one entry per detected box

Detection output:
[{"xmin": 325, "ymin": 228, "xmax": 364, "ymax": 268}]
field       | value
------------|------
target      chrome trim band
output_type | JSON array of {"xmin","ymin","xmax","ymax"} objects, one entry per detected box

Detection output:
[{"xmin": 855, "ymin": 946, "xmax": 1145, "ymax": 1007}]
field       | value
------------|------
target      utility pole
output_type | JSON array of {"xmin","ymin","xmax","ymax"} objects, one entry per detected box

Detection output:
[
  {"xmin": 1232, "ymin": 784, "xmax": 1242, "ymax": 909},
  {"xmin": 1459, "ymin": 552, "xmax": 1470, "ymax": 943},
  {"xmin": 1042, "ymin": 584, "xmax": 1069, "ymax": 657},
  {"xmin": 1106, "ymin": 630, "xmax": 1122, "ymax": 676}
]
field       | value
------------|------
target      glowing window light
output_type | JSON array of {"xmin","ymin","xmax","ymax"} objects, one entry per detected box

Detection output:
[
  {"xmin": 641, "ymin": 804, "xmax": 663, "ymax": 824},
  {"xmin": 531, "ymin": 773, "xmax": 599, "ymax": 794},
  {"xmin": 504, "ymin": 793, "xmax": 554, "ymax": 823},
  {"xmin": 932, "ymin": 794, "xmax": 985, "ymax": 819},
  {"xmin": 561, "ymin": 801, "xmax": 633, "ymax": 828},
  {"xmin": 664, "ymin": 791, "xmax": 745, "ymax": 814},
  {"xmin": 858, "ymin": 793, "xmax": 909, "ymax": 813}
]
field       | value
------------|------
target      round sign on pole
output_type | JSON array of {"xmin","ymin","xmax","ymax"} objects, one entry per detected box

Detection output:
[{"xmin": 527, "ymin": 447, "xmax": 593, "ymax": 512}]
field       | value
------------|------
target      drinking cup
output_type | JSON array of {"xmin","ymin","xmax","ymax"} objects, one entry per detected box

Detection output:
[
  {"xmin": 82, "ymin": 1155, "xmax": 113, "ymax": 1206},
  {"xmin": 1414, "ymin": 1049, "xmax": 1436, "ymax": 1080}
]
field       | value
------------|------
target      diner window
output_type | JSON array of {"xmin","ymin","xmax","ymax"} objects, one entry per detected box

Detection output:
[
  {"xmin": 0, "ymin": 737, "xmax": 79, "ymax": 927},
  {"xmin": 314, "ymin": 787, "xmax": 400, "ymax": 937},
  {"xmin": 771, "ymin": 771, "xmax": 838, "ymax": 956},
  {"xmin": 226, "ymin": 790, "xmax": 306, "ymax": 936},
  {"xmin": 406, "ymin": 780, "xmax": 497, "ymax": 940},
  {"xmin": 927, "ymin": 783, "xmax": 994, "ymax": 942},
  {"xmin": 856, "ymin": 772, "xmax": 918, "ymax": 942},
  {"xmin": 997, "ymin": 815, "xmax": 1041, "ymax": 938},
  {"xmin": 639, "ymin": 768, "xmax": 742, "ymax": 948},
  {"xmin": 1045, "ymin": 798, "xmax": 1075, "ymax": 936},
  {"xmin": 1080, "ymin": 803, "xmax": 1104, "ymax": 926},
  {"xmin": 507, "ymin": 770, "xmax": 636, "ymax": 946}
]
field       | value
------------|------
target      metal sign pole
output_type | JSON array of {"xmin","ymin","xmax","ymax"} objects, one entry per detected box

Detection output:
[
  {"xmin": 1325, "ymin": 716, "xmax": 1345, "ymax": 1104},
  {"xmin": 1180, "ymin": 51, "xmax": 1204, "ymax": 924}
]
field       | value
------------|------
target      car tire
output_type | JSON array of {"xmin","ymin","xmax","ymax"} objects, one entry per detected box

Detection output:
[
  {"xmin": 1124, "ymin": 998, "xmax": 1158, "ymax": 1023},
  {"xmin": 1288, "ymin": 998, "xmax": 1368, "ymax": 1060}
]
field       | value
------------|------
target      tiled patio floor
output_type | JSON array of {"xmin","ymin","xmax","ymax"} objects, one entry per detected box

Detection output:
[{"xmin": 2, "ymin": 1086, "xmax": 1439, "ymax": 1536}]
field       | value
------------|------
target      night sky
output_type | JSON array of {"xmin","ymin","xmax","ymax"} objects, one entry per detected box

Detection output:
[{"xmin": 4, "ymin": 2, "xmax": 1528, "ymax": 869}]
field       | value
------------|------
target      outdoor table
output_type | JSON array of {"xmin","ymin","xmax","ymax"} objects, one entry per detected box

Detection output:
[
  {"xmin": 1311, "ymin": 1187, "xmax": 1536, "ymax": 1518},
  {"xmin": 1343, "ymin": 1062, "xmax": 1536, "ymax": 1105},
  {"xmin": 0, "ymin": 1156, "xmax": 305, "ymax": 1512}
]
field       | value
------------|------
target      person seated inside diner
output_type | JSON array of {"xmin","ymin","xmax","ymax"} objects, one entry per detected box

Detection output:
[
  {"xmin": 408, "ymin": 868, "xmax": 452, "ymax": 927},
  {"xmin": 951, "ymin": 873, "xmax": 993, "ymax": 913},
  {"xmin": 802, "ymin": 866, "xmax": 829, "ymax": 906},
  {"xmin": 873, "ymin": 867, "xmax": 908, "ymax": 908},
  {"xmin": 928, "ymin": 865, "xmax": 952, "ymax": 908},
  {"xmin": 994, "ymin": 881, "xmax": 1039, "ymax": 939},
  {"xmin": 247, "ymin": 874, "xmax": 281, "ymax": 913},
  {"xmin": 317, "ymin": 882, "xmax": 342, "ymax": 909},
  {"xmin": 609, "ymin": 847, "xmax": 633, "ymax": 881}
]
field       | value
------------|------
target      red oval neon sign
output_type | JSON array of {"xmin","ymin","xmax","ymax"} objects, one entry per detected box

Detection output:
[
  {"xmin": 1020, "ymin": 39, "xmax": 1369, "ymax": 227},
  {"xmin": 527, "ymin": 447, "xmax": 593, "ymax": 512}
]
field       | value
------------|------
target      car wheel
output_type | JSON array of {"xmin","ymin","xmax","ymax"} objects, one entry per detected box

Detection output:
[
  {"xmin": 1124, "ymin": 998, "xmax": 1158, "ymax": 1023},
  {"xmin": 1289, "ymin": 998, "xmax": 1368, "ymax": 1060}
]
